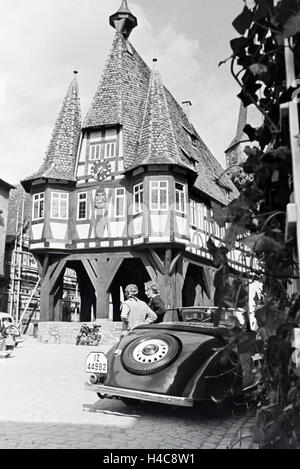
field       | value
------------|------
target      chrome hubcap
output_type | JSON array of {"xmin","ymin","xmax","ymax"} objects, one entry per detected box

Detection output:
[{"xmin": 132, "ymin": 339, "xmax": 169, "ymax": 363}]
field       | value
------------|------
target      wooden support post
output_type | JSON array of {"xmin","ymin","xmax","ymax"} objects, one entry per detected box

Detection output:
[
  {"xmin": 93, "ymin": 257, "xmax": 124, "ymax": 319},
  {"xmin": 49, "ymin": 260, "xmax": 67, "ymax": 294},
  {"xmin": 39, "ymin": 257, "xmax": 66, "ymax": 321},
  {"xmin": 164, "ymin": 248, "xmax": 172, "ymax": 275}
]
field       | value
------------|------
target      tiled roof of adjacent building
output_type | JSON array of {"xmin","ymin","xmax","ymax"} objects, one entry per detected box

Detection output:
[
  {"xmin": 21, "ymin": 73, "xmax": 81, "ymax": 191},
  {"xmin": 0, "ymin": 179, "xmax": 15, "ymax": 191},
  {"xmin": 6, "ymin": 184, "xmax": 31, "ymax": 237},
  {"xmin": 84, "ymin": 34, "xmax": 238, "ymax": 204}
]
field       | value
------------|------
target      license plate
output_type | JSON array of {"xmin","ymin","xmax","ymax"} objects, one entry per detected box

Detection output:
[{"xmin": 86, "ymin": 352, "xmax": 107, "ymax": 374}]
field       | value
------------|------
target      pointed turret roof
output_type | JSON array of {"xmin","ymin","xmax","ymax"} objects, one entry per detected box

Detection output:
[
  {"xmin": 225, "ymin": 101, "xmax": 264, "ymax": 154},
  {"xmin": 83, "ymin": 35, "xmax": 125, "ymax": 129},
  {"xmin": 225, "ymin": 102, "xmax": 247, "ymax": 153},
  {"xmin": 83, "ymin": 20, "xmax": 238, "ymax": 203},
  {"xmin": 131, "ymin": 62, "xmax": 195, "ymax": 172},
  {"xmin": 22, "ymin": 72, "xmax": 81, "ymax": 192}
]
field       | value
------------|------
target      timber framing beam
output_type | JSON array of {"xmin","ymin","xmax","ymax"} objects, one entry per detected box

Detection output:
[{"xmin": 49, "ymin": 259, "xmax": 67, "ymax": 294}]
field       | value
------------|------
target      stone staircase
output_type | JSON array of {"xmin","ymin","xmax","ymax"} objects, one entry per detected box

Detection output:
[{"xmin": 36, "ymin": 320, "xmax": 123, "ymax": 345}]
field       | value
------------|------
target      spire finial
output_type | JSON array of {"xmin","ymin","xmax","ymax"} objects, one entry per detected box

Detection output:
[{"xmin": 109, "ymin": 0, "xmax": 137, "ymax": 39}]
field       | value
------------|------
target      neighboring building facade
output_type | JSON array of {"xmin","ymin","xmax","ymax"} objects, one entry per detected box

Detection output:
[
  {"xmin": 0, "ymin": 179, "xmax": 15, "ymax": 280},
  {"xmin": 0, "ymin": 179, "xmax": 14, "ymax": 311},
  {"xmin": 1, "ymin": 184, "xmax": 78, "ymax": 325},
  {"xmin": 21, "ymin": 1, "xmax": 252, "ymax": 324},
  {"xmin": 3, "ymin": 184, "xmax": 38, "ymax": 320}
]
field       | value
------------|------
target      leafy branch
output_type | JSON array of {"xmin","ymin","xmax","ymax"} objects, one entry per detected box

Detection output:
[{"xmin": 213, "ymin": 0, "xmax": 300, "ymax": 449}]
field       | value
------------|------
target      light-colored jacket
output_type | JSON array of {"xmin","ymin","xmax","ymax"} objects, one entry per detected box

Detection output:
[{"xmin": 121, "ymin": 297, "xmax": 157, "ymax": 330}]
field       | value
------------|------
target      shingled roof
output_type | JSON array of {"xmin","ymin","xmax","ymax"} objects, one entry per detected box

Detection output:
[
  {"xmin": 83, "ymin": 33, "xmax": 238, "ymax": 204},
  {"xmin": 133, "ymin": 65, "xmax": 196, "ymax": 172},
  {"xmin": 21, "ymin": 73, "xmax": 81, "ymax": 192},
  {"xmin": 225, "ymin": 102, "xmax": 247, "ymax": 153},
  {"xmin": 6, "ymin": 184, "xmax": 31, "ymax": 238}
]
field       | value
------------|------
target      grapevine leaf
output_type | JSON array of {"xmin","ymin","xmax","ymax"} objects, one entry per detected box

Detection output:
[
  {"xmin": 283, "ymin": 12, "xmax": 300, "ymax": 38},
  {"xmin": 243, "ymin": 124, "xmax": 258, "ymax": 141},
  {"xmin": 275, "ymin": 0, "xmax": 300, "ymax": 25},
  {"xmin": 224, "ymin": 223, "xmax": 247, "ymax": 251},
  {"xmin": 207, "ymin": 238, "xmax": 228, "ymax": 267},
  {"xmin": 279, "ymin": 86, "xmax": 298, "ymax": 104},
  {"xmin": 249, "ymin": 63, "xmax": 268, "ymax": 76},
  {"xmin": 232, "ymin": 6, "xmax": 254, "ymax": 35},
  {"xmin": 243, "ymin": 146, "xmax": 263, "ymax": 173},
  {"xmin": 230, "ymin": 37, "xmax": 248, "ymax": 53},
  {"xmin": 237, "ymin": 89, "xmax": 255, "ymax": 107},
  {"xmin": 254, "ymin": 0, "xmax": 272, "ymax": 21},
  {"xmin": 211, "ymin": 202, "xmax": 228, "ymax": 228},
  {"xmin": 243, "ymin": 233, "xmax": 284, "ymax": 253}
]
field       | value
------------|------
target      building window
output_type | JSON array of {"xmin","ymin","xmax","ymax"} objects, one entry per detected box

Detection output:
[
  {"xmin": 209, "ymin": 210, "xmax": 215, "ymax": 236},
  {"xmin": 190, "ymin": 199, "xmax": 197, "ymax": 226},
  {"xmin": 115, "ymin": 188, "xmax": 125, "ymax": 218},
  {"xmin": 77, "ymin": 193, "xmax": 87, "ymax": 220},
  {"xmin": 90, "ymin": 143, "xmax": 101, "ymax": 160},
  {"xmin": 197, "ymin": 203, "xmax": 205, "ymax": 230},
  {"xmin": 32, "ymin": 193, "xmax": 44, "ymax": 220},
  {"xmin": 215, "ymin": 221, "xmax": 221, "ymax": 239},
  {"xmin": 175, "ymin": 182, "xmax": 186, "ymax": 213},
  {"xmin": 133, "ymin": 183, "xmax": 143, "ymax": 214},
  {"xmin": 51, "ymin": 192, "xmax": 68, "ymax": 219},
  {"xmin": 150, "ymin": 181, "xmax": 168, "ymax": 211},
  {"xmin": 105, "ymin": 142, "xmax": 116, "ymax": 158}
]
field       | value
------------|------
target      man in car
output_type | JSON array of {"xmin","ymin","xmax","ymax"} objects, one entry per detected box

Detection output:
[
  {"xmin": 144, "ymin": 281, "xmax": 167, "ymax": 324},
  {"xmin": 120, "ymin": 284, "xmax": 157, "ymax": 336}
]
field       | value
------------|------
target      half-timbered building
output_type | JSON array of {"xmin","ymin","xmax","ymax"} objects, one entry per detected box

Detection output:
[{"xmin": 21, "ymin": 1, "xmax": 250, "ymax": 327}]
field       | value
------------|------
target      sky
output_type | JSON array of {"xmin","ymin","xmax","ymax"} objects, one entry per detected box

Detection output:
[{"xmin": 0, "ymin": 0, "xmax": 243, "ymax": 186}]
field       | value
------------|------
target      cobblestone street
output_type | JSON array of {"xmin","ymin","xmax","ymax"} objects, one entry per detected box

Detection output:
[{"xmin": 0, "ymin": 337, "xmax": 257, "ymax": 450}]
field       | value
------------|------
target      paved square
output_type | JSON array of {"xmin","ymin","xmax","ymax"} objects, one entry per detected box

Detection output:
[{"xmin": 0, "ymin": 337, "xmax": 257, "ymax": 449}]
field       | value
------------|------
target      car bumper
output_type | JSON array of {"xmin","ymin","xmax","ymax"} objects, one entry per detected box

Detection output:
[{"xmin": 85, "ymin": 382, "xmax": 194, "ymax": 407}]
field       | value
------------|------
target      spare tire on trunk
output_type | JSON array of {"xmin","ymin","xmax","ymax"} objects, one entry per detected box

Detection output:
[{"xmin": 122, "ymin": 333, "xmax": 181, "ymax": 375}]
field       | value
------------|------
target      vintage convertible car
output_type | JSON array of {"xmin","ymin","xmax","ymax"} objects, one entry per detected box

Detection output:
[{"xmin": 85, "ymin": 307, "xmax": 262, "ymax": 408}]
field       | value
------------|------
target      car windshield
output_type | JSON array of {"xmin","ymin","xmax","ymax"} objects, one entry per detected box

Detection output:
[{"xmin": 168, "ymin": 307, "xmax": 247, "ymax": 328}]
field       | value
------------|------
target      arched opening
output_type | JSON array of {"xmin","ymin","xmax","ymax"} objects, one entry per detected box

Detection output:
[
  {"xmin": 70, "ymin": 261, "xmax": 96, "ymax": 322},
  {"xmin": 61, "ymin": 267, "xmax": 80, "ymax": 322},
  {"xmin": 48, "ymin": 260, "xmax": 96, "ymax": 322},
  {"xmin": 182, "ymin": 263, "xmax": 211, "ymax": 307},
  {"xmin": 109, "ymin": 258, "xmax": 151, "ymax": 322}
]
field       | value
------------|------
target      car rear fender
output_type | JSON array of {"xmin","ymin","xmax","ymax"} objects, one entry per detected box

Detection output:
[
  {"xmin": 102, "ymin": 331, "xmax": 225, "ymax": 396},
  {"xmin": 183, "ymin": 348, "xmax": 243, "ymax": 402}
]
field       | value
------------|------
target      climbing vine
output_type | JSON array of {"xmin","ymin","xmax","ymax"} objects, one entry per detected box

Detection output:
[{"xmin": 209, "ymin": 0, "xmax": 300, "ymax": 448}]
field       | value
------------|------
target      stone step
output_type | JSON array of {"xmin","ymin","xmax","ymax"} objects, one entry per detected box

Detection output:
[{"xmin": 36, "ymin": 321, "xmax": 123, "ymax": 345}]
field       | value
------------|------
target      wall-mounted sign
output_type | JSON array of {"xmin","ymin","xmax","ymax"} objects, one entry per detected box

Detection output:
[{"xmin": 94, "ymin": 190, "xmax": 106, "ymax": 209}]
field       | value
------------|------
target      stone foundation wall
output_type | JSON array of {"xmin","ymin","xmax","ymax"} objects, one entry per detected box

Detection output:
[{"xmin": 36, "ymin": 320, "xmax": 123, "ymax": 345}]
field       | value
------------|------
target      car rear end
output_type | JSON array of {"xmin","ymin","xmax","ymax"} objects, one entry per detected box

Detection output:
[{"xmin": 85, "ymin": 323, "xmax": 231, "ymax": 407}]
